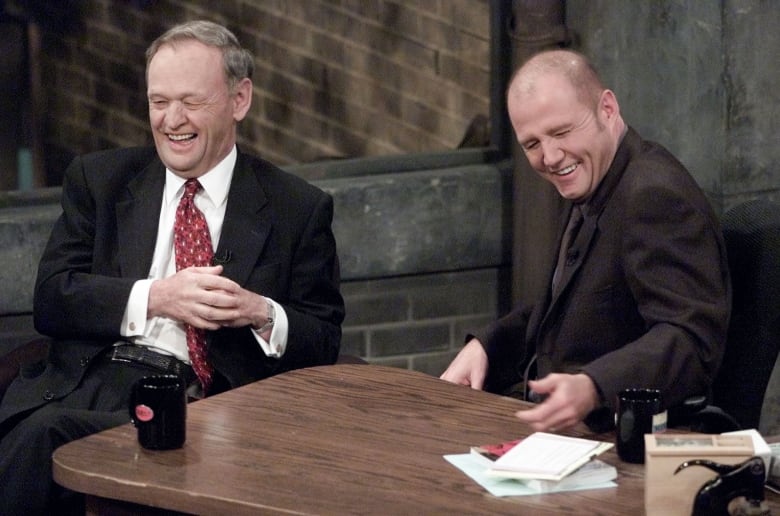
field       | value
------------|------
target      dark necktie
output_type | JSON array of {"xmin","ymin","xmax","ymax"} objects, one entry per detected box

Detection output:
[
  {"xmin": 174, "ymin": 179, "xmax": 215, "ymax": 393},
  {"xmin": 551, "ymin": 205, "xmax": 583, "ymax": 296}
]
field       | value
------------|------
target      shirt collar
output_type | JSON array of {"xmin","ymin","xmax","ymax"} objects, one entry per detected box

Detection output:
[{"xmin": 164, "ymin": 146, "xmax": 236, "ymax": 208}]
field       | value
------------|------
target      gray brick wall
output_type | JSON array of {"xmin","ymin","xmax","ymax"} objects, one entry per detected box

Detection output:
[{"xmin": 341, "ymin": 268, "xmax": 507, "ymax": 376}]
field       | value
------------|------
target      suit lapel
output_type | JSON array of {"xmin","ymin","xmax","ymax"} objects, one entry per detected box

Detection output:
[
  {"xmin": 116, "ymin": 159, "xmax": 166, "ymax": 279},
  {"xmin": 535, "ymin": 128, "xmax": 638, "ymax": 329},
  {"xmin": 113, "ymin": 151, "xmax": 271, "ymax": 285},
  {"xmin": 550, "ymin": 210, "xmax": 598, "ymax": 302},
  {"xmin": 216, "ymin": 152, "xmax": 271, "ymax": 286}
]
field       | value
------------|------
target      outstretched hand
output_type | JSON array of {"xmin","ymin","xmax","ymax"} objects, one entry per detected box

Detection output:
[{"xmin": 514, "ymin": 373, "xmax": 599, "ymax": 432}]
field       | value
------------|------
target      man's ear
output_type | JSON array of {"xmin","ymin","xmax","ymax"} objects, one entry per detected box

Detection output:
[
  {"xmin": 599, "ymin": 89, "xmax": 620, "ymax": 122},
  {"xmin": 232, "ymin": 78, "xmax": 253, "ymax": 122}
]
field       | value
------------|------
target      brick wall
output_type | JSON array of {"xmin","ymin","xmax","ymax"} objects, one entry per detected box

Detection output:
[
  {"xmin": 314, "ymin": 153, "xmax": 512, "ymax": 374},
  {"xmin": 15, "ymin": 0, "xmax": 490, "ymax": 182},
  {"xmin": 340, "ymin": 268, "xmax": 508, "ymax": 377}
]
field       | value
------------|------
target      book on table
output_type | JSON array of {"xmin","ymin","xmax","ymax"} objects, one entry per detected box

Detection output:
[{"xmin": 472, "ymin": 432, "xmax": 615, "ymax": 486}]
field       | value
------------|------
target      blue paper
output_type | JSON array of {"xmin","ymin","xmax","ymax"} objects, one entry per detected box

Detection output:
[{"xmin": 443, "ymin": 453, "xmax": 617, "ymax": 497}]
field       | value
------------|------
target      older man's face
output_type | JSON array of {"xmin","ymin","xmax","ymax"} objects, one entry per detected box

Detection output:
[{"xmin": 147, "ymin": 40, "xmax": 247, "ymax": 179}]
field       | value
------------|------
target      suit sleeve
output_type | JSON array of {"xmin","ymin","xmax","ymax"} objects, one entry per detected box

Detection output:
[
  {"xmin": 33, "ymin": 155, "xmax": 136, "ymax": 340},
  {"xmin": 276, "ymin": 191, "xmax": 344, "ymax": 370},
  {"xmin": 209, "ymin": 186, "xmax": 345, "ymax": 385},
  {"xmin": 473, "ymin": 303, "xmax": 534, "ymax": 394},
  {"xmin": 581, "ymin": 180, "xmax": 730, "ymax": 411}
]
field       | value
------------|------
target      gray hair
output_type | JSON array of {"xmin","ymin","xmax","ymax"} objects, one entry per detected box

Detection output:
[{"xmin": 146, "ymin": 20, "xmax": 254, "ymax": 92}]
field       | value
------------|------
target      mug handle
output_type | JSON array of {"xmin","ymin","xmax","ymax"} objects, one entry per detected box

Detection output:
[{"xmin": 128, "ymin": 381, "xmax": 140, "ymax": 426}]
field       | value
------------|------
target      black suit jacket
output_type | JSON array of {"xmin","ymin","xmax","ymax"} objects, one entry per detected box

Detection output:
[
  {"xmin": 1, "ymin": 146, "xmax": 344, "ymax": 419},
  {"xmin": 477, "ymin": 128, "xmax": 731, "ymax": 415}
]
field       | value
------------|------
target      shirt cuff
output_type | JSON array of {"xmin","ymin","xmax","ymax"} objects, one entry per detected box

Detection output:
[
  {"xmin": 121, "ymin": 279, "xmax": 154, "ymax": 336},
  {"xmin": 251, "ymin": 297, "xmax": 288, "ymax": 358}
]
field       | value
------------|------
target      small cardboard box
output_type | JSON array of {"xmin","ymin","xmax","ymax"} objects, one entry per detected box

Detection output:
[{"xmin": 645, "ymin": 433, "xmax": 754, "ymax": 516}]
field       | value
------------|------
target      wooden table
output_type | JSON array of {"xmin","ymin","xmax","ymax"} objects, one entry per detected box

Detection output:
[{"xmin": 53, "ymin": 364, "xmax": 778, "ymax": 515}]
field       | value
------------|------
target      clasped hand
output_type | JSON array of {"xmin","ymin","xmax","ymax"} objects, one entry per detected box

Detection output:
[{"xmin": 148, "ymin": 265, "xmax": 265, "ymax": 330}]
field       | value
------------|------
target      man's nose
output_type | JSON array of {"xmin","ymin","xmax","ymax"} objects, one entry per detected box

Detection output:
[
  {"xmin": 540, "ymin": 140, "xmax": 564, "ymax": 168},
  {"xmin": 165, "ymin": 101, "xmax": 186, "ymax": 127}
]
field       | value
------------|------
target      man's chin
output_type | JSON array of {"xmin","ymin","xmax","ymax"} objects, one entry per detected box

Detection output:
[
  {"xmin": 157, "ymin": 153, "xmax": 198, "ymax": 176},
  {"xmin": 557, "ymin": 188, "xmax": 584, "ymax": 201}
]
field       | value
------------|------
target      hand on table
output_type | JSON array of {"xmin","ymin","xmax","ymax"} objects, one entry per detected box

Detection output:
[{"xmin": 439, "ymin": 338, "xmax": 488, "ymax": 390}]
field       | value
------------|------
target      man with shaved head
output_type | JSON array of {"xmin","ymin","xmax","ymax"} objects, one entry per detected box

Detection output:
[{"xmin": 442, "ymin": 50, "xmax": 730, "ymax": 433}]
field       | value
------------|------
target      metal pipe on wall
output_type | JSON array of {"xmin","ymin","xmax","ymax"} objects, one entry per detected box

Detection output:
[
  {"xmin": 506, "ymin": 0, "xmax": 571, "ymax": 304},
  {"xmin": 488, "ymin": 0, "xmax": 513, "ymax": 159}
]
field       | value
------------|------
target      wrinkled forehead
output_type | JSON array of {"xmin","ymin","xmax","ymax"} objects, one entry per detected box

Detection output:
[{"xmin": 509, "ymin": 73, "xmax": 582, "ymax": 119}]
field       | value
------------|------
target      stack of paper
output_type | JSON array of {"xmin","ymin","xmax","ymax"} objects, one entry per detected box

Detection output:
[
  {"xmin": 444, "ymin": 432, "xmax": 617, "ymax": 497},
  {"xmin": 484, "ymin": 432, "xmax": 613, "ymax": 481}
]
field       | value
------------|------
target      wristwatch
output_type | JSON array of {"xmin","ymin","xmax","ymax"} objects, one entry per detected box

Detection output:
[{"xmin": 256, "ymin": 300, "xmax": 275, "ymax": 333}]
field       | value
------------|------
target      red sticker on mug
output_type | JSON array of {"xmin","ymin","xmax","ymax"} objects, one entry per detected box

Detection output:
[{"xmin": 135, "ymin": 404, "xmax": 154, "ymax": 422}]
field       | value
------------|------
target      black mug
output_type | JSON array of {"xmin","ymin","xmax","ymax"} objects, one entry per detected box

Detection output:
[
  {"xmin": 615, "ymin": 388, "xmax": 667, "ymax": 463},
  {"xmin": 129, "ymin": 374, "xmax": 186, "ymax": 450}
]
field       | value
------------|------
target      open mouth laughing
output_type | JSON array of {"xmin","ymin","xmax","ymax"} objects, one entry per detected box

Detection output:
[
  {"xmin": 168, "ymin": 133, "xmax": 196, "ymax": 142},
  {"xmin": 553, "ymin": 163, "xmax": 578, "ymax": 176}
]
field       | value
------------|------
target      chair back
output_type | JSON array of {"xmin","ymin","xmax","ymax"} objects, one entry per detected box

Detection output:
[{"xmin": 712, "ymin": 199, "xmax": 780, "ymax": 430}]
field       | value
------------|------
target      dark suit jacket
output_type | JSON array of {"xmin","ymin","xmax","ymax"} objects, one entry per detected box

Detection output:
[
  {"xmin": 476, "ymin": 127, "xmax": 730, "ymax": 416},
  {"xmin": 1, "ymin": 146, "xmax": 344, "ymax": 420}
]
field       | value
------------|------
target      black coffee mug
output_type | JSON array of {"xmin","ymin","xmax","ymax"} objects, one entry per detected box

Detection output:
[
  {"xmin": 615, "ymin": 388, "xmax": 667, "ymax": 463},
  {"xmin": 129, "ymin": 374, "xmax": 186, "ymax": 450}
]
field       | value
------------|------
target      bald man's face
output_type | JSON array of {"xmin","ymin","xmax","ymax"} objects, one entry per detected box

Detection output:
[{"xmin": 508, "ymin": 73, "xmax": 620, "ymax": 201}]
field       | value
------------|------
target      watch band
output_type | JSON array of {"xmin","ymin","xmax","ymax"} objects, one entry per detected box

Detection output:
[{"xmin": 257, "ymin": 300, "xmax": 275, "ymax": 333}]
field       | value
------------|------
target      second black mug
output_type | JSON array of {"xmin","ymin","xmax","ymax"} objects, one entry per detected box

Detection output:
[{"xmin": 615, "ymin": 388, "xmax": 667, "ymax": 463}]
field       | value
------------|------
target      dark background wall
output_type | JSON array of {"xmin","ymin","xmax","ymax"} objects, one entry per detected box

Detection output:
[
  {"xmin": 0, "ymin": 0, "xmax": 778, "ymax": 375},
  {"xmin": 568, "ymin": 0, "xmax": 780, "ymax": 210}
]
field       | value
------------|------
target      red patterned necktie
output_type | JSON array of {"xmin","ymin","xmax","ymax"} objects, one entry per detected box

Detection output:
[{"xmin": 174, "ymin": 179, "xmax": 215, "ymax": 393}]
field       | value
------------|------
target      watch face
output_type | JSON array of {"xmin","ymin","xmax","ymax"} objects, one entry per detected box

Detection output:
[
  {"xmin": 267, "ymin": 301, "xmax": 275, "ymax": 324},
  {"xmin": 258, "ymin": 300, "xmax": 275, "ymax": 332}
]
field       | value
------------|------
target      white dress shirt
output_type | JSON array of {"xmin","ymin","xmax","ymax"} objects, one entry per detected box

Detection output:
[{"xmin": 119, "ymin": 146, "xmax": 288, "ymax": 362}]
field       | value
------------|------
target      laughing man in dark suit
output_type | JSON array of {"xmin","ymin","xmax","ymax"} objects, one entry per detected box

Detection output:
[
  {"xmin": 441, "ymin": 49, "xmax": 730, "ymax": 433},
  {"xmin": 0, "ymin": 20, "xmax": 344, "ymax": 513}
]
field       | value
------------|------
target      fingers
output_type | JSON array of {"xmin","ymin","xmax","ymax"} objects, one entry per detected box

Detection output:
[
  {"xmin": 439, "ymin": 339, "xmax": 488, "ymax": 390},
  {"xmin": 151, "ymin": 266, "xmax": 259, "ymax": 329},
  {"xmin": 183, "ymin": 266, "xmax": 239, "ymax": 292},
  {"xmin": 189, "ymin": 264, "xmax": 223, "ymax": 275},
  {"xmin": 440, "ymin": 369, "xmax": 472, "ymax": 387},
  {"xmin": 515, "ymin": 374, "xmax": 598, "ymax": 432},
  {"xmin": 515, "ymin": 400, "xmax": 566, "ymax": 431},
  {"xmin": 439, "ymin": 364, "xmax": 473, "ymax": 386},
  {"xmin": 515, "ymin": 403, "xmax": 578, "ymax": 432}
]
